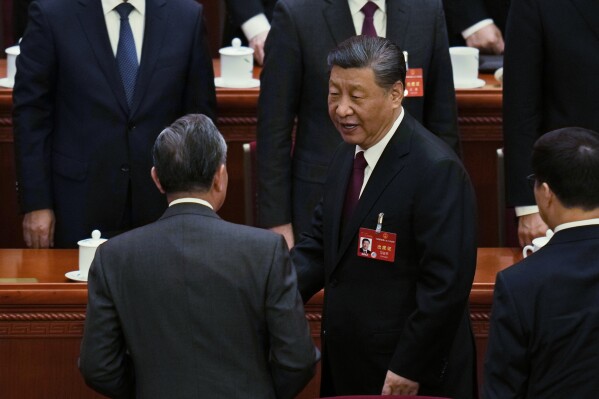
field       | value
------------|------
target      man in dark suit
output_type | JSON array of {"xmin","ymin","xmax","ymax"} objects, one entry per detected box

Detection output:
[
  {"xmin": 443, "ymin": 0, "xmax": 509, "ymax": 54},
  {"xmin": 503, "ymin": 0, "xmax": 599, "ymax": 246},
  {"xmin": 13, "ymin": 0, "xmax": 216, "ymax": 248},
  {"xmin": 257, "ymin": 0, "xmax": 460, "ymax": 248},
  {"xmin": 484, "ymin": 127, "xmax": 599, "ymax": 398},
  {"xmin": 79, "ymin": 114, "xmax": 319, "ymax": 399},
  {"xmin": 293, "ymin": 36, "xmax": 477, "ymax": 397},
  {"xmin": 222, "ymin": 0, "xmax": 277, "ymax": 64}
]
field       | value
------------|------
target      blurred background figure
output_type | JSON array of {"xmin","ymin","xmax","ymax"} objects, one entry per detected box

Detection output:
[
  {"xmin": 443, "ymin": 0, "xmax": 510, "ymax": 54},
  {"xmin": 503, "ymin": 0, "xmax": 599, "ymax": 246}
]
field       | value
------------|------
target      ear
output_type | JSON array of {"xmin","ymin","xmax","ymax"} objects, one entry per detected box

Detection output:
[
  {"xmin": 536, "ymin": 182, "xmax": 554, "ymax": 208},
  {"xmin": 390, "ymin": 80, "xmax": 404, "ymax": 108},
  {"xmin": 151, "ymin": 167, "xmax": 165, "ymax": 194},
  {"xmin": 212, "ymin": 164, "xmax": 228, "ymax": 194}
]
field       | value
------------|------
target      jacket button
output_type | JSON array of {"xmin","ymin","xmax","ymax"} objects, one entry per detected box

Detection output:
[
  {"xmin": 330, "ymin": 279, "xmax": 338, "ymax": 287},
  {"xmin": 120, "ymin": 164, "xmax": 130, "ymax": 172}
]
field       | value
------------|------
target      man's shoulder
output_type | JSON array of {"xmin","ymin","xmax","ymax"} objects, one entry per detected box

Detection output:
[{"xmin": 401, "ymin": 113, "xmax": 461, "ymax": 162}]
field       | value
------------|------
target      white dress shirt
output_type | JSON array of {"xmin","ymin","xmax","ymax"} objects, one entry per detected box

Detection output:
[
  {"xmin": 102, "ymin": 0, "xmax": 145, "ymax": 63},
  {"xmin": 169, "ymin": 197, "xmax": 214, "ymax": 210},
  {"xmin": 355, "ymin": 108, "xmax": 405, "ymax": 197},
  {"xmin": 348, "ymin": 0, "xmax": 387, "ymax": 37},
  {"xmin": 553, "ymin": 218, "xmax": 599, "ymax": 233}
]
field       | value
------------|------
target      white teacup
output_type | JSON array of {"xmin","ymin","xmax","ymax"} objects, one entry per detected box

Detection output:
[
  {"xmin": 3, "ymin": 45, "xmax": 20, "ymax": 86},
  {"xmin": 219, "ymin": 38, "xmax": 254, "ymax": 86},
  {"xmin": 449, "ymin": 46, "xmax": 479, "ymax": 85},
  {"xmin": 77, "ymin": 230, "xmax": 107, "ymax": 280},
  {"xmin": 522, "ymin": 236, "xmax": 550, "ymax": 258}
]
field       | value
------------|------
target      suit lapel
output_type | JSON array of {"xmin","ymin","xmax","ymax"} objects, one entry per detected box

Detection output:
[
  {"xmin": 76, "ymin": 0, "xmax": 129, "ymax": 114},
  {"xmin": 130, "ymin": 0, "xmax": 168, "ymax": 116},
  {"xmin": 568, "ymin": 0, "xmax": 599, "ymax": 45},
  {"xmin": 386, "ymin": 0, "xmax": 411, "ymax": 49},
  {"xmin": 334, "ymin": 113, "xmax": 412, "ymax": 267},
  {"xmin": 323, "ymin": 0, "xmax": 356, "ymax": 45}
]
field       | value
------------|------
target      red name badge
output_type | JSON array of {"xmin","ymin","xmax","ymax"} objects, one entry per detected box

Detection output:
[
  {"xmin": 405, "ymin": 68, "xmax": 424, "ymax": 97},
  {"xmin": 357, "ymin": 227, "xmax": 397, "ymax": 263}
]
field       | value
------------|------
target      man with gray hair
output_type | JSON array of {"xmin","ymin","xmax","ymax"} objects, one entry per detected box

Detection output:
[
  {"xmin": 79, "ymin": 114, "xmax": 319, "ymax": 399},
  {"xmin": 293, "ymin": 36, "xmax": 477, "ymax": 397}
]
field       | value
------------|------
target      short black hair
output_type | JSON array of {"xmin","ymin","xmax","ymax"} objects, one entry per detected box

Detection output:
[
  {"xmin": 152, "ymin": 114, "xmax": 227, "ymax": 194},
  {"xmin": 362, "ymin": 238, "xmax": 371, "ymax": 244},
  {"xmin": 532, "ymin": 127, "xmax": 599, "ymax": 210},
  {"xmin": 327, "ymin": 35, "xmax": 406, "ymax": 89}
]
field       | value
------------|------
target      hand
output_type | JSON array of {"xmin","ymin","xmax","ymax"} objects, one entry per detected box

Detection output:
[
  {"xmin": 518, "ymin": 212, "xmax": 549, "ymax": 247},
  {"xmin": 381, "ymin": 370, "xmax": 419, "ymax": 395},
  {"xmin": 249, "ymin": 29, "xmax": 269, "ymax": 65},
  {"xmin": 23, "ymin": 209, "xmax": 55, "ymax": 248},
  {"xmin": 269, "ymin": 223, "xmax": 295, "ymax": 250},
  {"xmin": 465, "ymin": 23, "xmax": 505, "ymax": 54}
]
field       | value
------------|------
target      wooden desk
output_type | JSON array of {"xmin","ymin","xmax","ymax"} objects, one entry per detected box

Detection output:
[
  {"xmin": 0, "ymin": 60, "xmax": 503, "ymax": 248},
  {"xmin": 0, "ymin": 247, "xmax": 519, "ymax": 398}
]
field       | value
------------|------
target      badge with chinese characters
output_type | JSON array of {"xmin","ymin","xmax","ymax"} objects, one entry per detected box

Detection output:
[
  {"xmin": 357, "ymin": 213, "xmax": 396, "ymax": 262},
  {"xmin": 405, "ymin": 68, "xmax": 423, "ymax": 97}
]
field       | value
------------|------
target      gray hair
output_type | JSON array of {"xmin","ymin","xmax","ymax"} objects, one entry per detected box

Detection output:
[
  {"xmin": 327, "ymin": 35, "xmax": 406, "ymax": 89},
  {"xmin": 152, "ymin": 114, "xmax": 227, "ymax": 193}
]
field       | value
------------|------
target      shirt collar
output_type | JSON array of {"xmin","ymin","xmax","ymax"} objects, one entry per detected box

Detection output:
[
  {"xmin": 168, "ymin": 198, "xmax": 214, "ymax": 210},
  {"xmin": 553, "ymin": 218, "xmax": 599, "ymax": 233},
  {"xmin": 102, "ymin": 0, "xmax": 145, "ymax": 16},
  {"xmin": 348, "ymin": 0, "xmax": 386, "ymax": 15},
  {"xmin": 357, "ymin": 107, "xmax": 404, "ymax": 170}
]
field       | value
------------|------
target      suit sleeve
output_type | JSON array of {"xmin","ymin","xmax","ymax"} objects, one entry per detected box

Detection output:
[
  {"xmin": 503, "ymin": 0, "xmax": 543, "ymax": 206},
  {"xmin": 291, "ymin": 197, "xmax": 327, "ymax": 303},
  {"xmin": 256, "ymin": 0, "xmax": 302, "ymax": 227},
  {"xmin": 483, "ymin": 272, "xmax": 530, "ymax": 398},
  {"xmin": 423, "ymin": 1, "xmax": 461, "ymax": 155},
  {"xmin": 443, "ymin": 0, "xmax": 490, "ymax": 36},
  {"xmin": 12, "ymin": 1, "xmax": 56, "ymax": 213},
  {"xmin": 79, "ymin": 246, "xmax": 135, "ymax": 398},
  {"xmin": 389, "ymin": 156, "xmax": 477, "ymax": 382},
  {"xmin": 266, "ymin": 235, "xmax": 320, "ymax": 399},
  {"xmin": 183, "ymin": 4, "xmax": 217, "ymax": 121},
  {"xmin": 225, "ymin": 0, "xmax": 266, "ymax": 26}
]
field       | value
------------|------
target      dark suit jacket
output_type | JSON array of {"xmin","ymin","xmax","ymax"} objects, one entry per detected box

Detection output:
[
  {"xmin": 13, "ymin": 0, "xmax": 216, "ymax": 247},
  {"xmin": 443, "ymin": 0, "xmax": 510, "ymax": 47},
  {"xmin": 503, "ymin": 0, "xmax": 599, "ymax": 206},
  {"xmin": 484, "ymin": 225, "xmax": 599, "ymax": 398},
  {"xmin": 222, "ymin": 0, "xmax": 277, "ymax": 46},
  {"xmin": 257, "ymin": 0, "xmax": 459, "ymax": 237},
  {"xmin": 79, "ymin": 203, "xmax": 319, "ymax": 399},
  {"xmin": 292, "ymin": 112, "xmax": 477, "ymax": 397}
]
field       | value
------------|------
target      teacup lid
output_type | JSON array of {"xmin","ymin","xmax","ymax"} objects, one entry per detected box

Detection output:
[
  {"xmin": 219, "ymin": 38, "xmax": 253, "ymax": 56},
  {"xmin": 78, "ymin": 230, "xmax": 107, "ymax": 248},
  {"xmin": 5, "ymin": 45, "xmax": 20, "ymax": 56}
]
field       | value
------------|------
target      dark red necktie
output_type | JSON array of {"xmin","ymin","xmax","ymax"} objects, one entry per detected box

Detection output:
[
  {"xmin": 361, "ymin": 1, "xmax": 379, "ymax": 37},
  {"xmin": 342, "ymin": 151, "xmax": 368, "ymax": 221}
]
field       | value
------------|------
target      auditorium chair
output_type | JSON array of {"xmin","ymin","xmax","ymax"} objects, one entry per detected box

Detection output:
[
  {"xmin": 243, "ymin": 141, "xmax": 258, "ymax": 226},
  {"xmin": 319, "ymin": 395, "xmax": 451, "ymax": 399}
]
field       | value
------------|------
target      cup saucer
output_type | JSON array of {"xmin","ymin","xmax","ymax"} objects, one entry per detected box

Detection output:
[
  {"xmin": 454, "ymin": 78, "xmax": 486, "ymax": 89},
  {"xmin": 65, "ymin": 270, "xmax": 87, "ymax": 282},
  {"xmin": 214, "ymin": 77, "xmax": 260, "ymax": 88},
  {"xmin": 0, "ymin": 78, "xmax": 14, "ymax": 88}
]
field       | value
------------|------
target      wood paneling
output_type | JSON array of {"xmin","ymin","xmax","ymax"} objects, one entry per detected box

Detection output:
[{"xmin": 0, "ymin": 248, "xmax": 519, "ymax": 398}]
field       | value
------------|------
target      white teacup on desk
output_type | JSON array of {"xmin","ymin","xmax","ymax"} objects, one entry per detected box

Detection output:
[
  {"xmin": 215, "ymin": 38, "xmax": 260, "ymax": 88},
  {"xmin": 449, "ymin": 46, "xmax": 485, "ymax": 89},
  {"xmin": 522, "ymin": 230, "xmax": 554, "ymax": 258},
  {"xmin": 0, "ymin": 44, "xmax": 20, "ymax": 88}
]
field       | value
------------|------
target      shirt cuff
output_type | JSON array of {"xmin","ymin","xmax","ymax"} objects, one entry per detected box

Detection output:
[
  {"xmin": 461, "ymin": 19, "xmax": 494, "ymax": 39},
  {"xmin": 515, "ymin": 205, "xmax": 539, "ymax": 217},
  {"xmin": 241, "ymin": 14, "xmax": 271, "ymax": 42}
]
